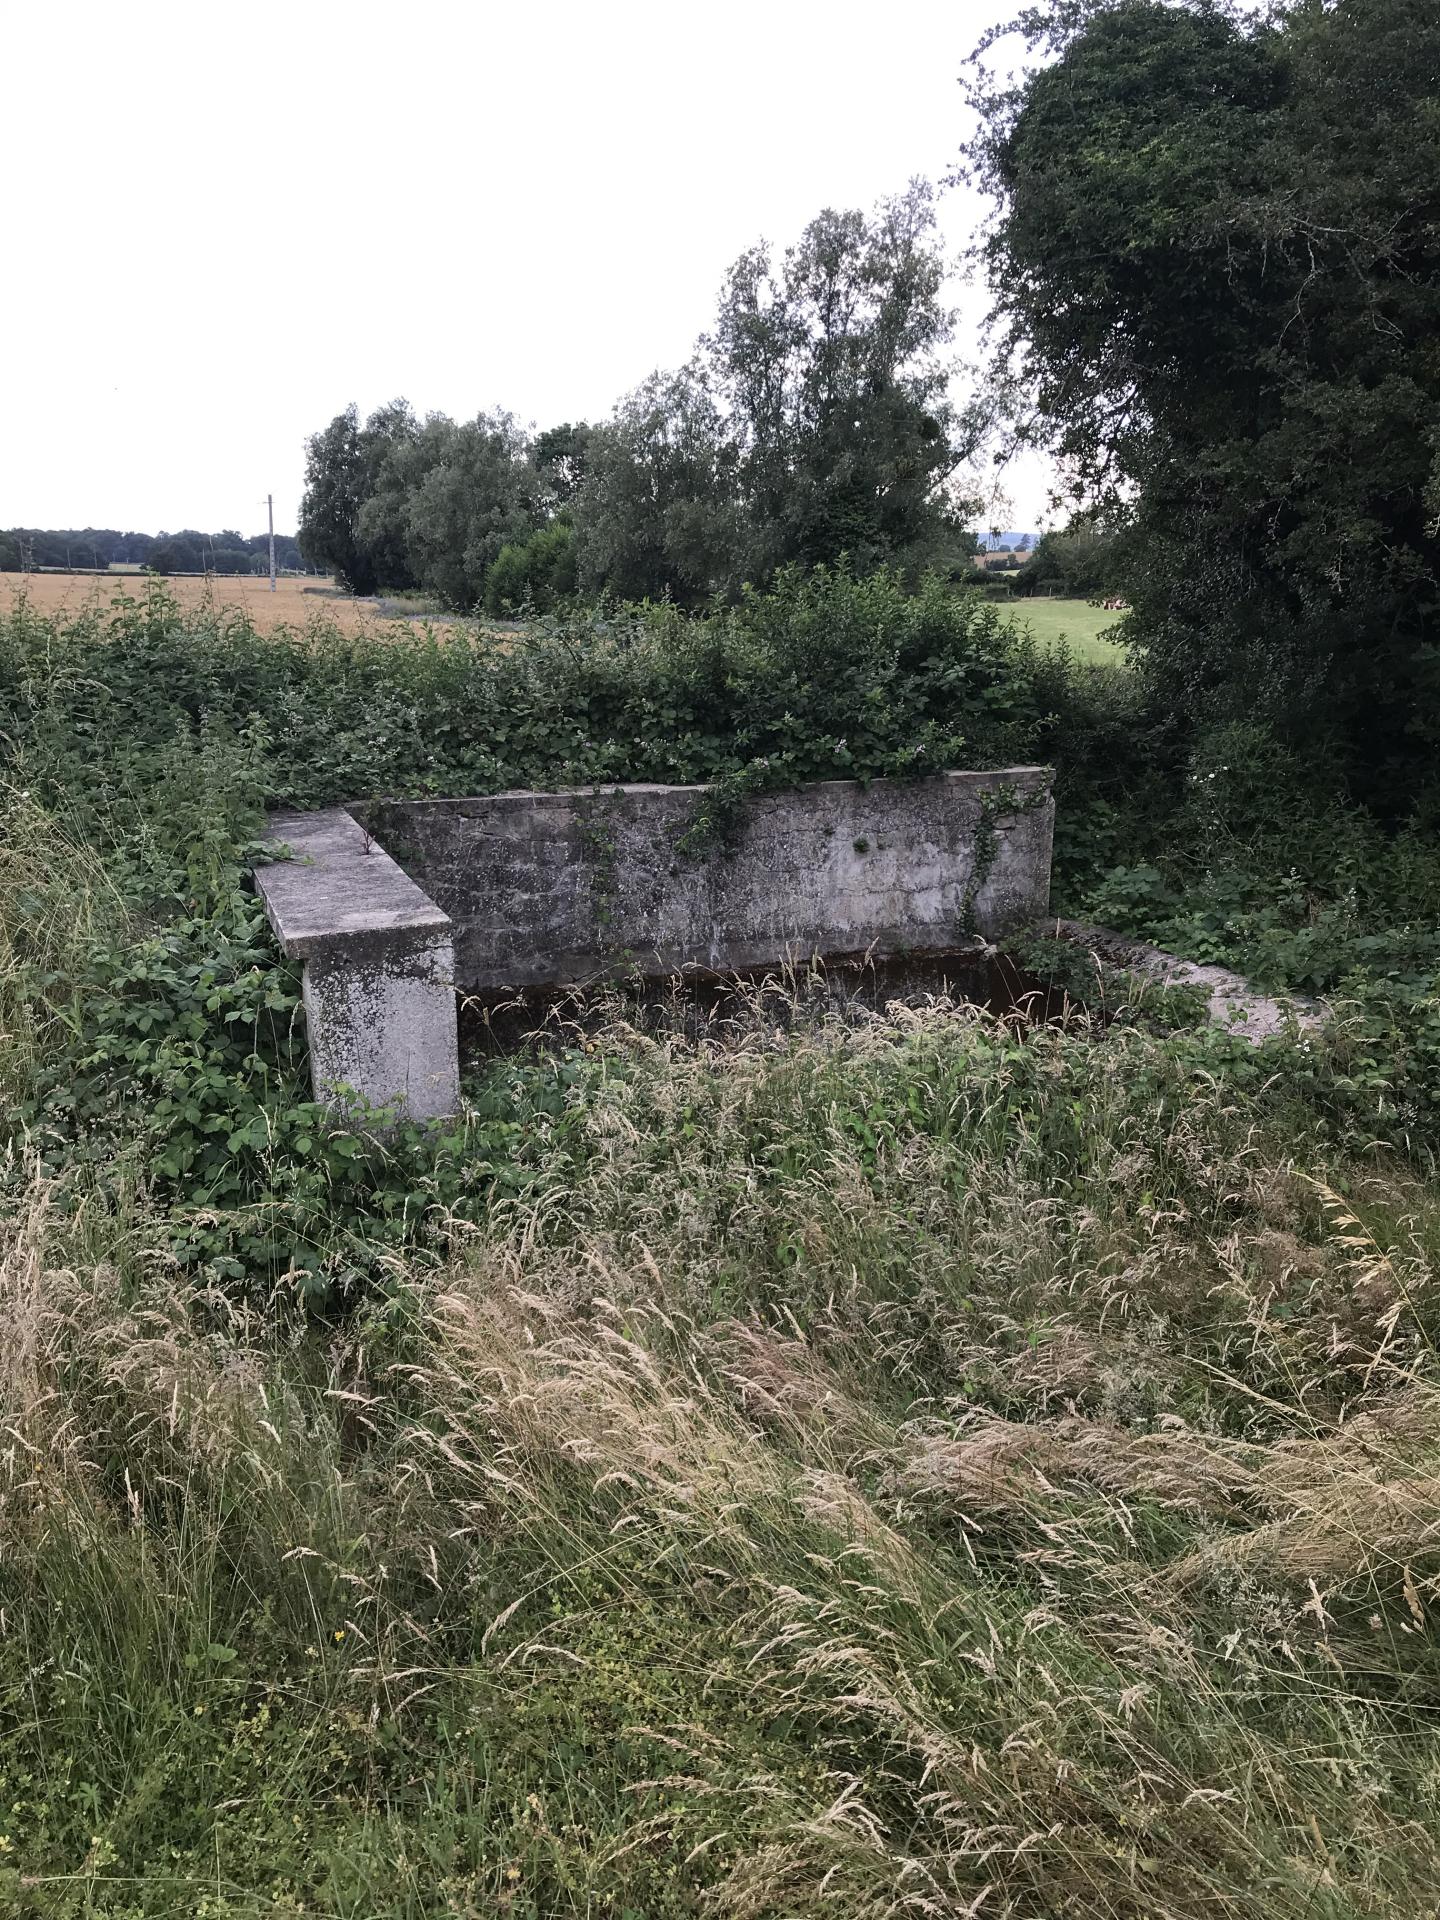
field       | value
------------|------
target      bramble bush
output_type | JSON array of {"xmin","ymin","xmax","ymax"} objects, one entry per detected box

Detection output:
[
  {"xmin": 0, "ymin": 569, "xmax": 1049, "ymax": 1298},
  {"xmin": 0, "ymin": 568, "xmax": 1048, "ymax": 813},
  {"xmin": 1058, "ymin": 717, "xmax": 1440, "ymax": 1147},
  {"xmin": 0, "ymin": 770, "xmax": 584, "ymax": 1301}
]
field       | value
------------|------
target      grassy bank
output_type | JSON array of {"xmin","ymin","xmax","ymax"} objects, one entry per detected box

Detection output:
[{"xmin": 4, "ymin": 996, "xmax": 1440, "ymax": 1915}]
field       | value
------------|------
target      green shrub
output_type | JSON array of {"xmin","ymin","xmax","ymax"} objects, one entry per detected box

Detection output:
[
  {"xmin": 483, "ymin": 521, "xmax": 578, "ymax": 615},
  {"xmin": 0, "ymin": 567, "xmax": 1048, "ymax": 813}
]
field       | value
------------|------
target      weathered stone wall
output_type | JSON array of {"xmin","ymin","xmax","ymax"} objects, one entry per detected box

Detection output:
[{"xmin": 361, "ymin": 768, "xmax": 1053, "ymax": 992}]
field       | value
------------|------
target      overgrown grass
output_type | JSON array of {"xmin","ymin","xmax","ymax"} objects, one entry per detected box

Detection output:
[{"xmin": 4, "ymin": 995, "xmax": 1439, "ymax": 1915}]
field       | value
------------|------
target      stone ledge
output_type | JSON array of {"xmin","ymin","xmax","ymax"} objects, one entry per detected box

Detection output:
[
  {"xmin": 253, "ymin": 809, "xmax": 460, "ymax": 1123},
  {"xmin": 356, "ymin": 766, "xmax": 1054, "ymax": 818},
  {"xmin": 254, "ymin": 809, "xmax": 452, "ymax": 961}
]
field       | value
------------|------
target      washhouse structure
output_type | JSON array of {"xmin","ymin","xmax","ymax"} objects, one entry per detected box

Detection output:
[{"xmin": 253, "ymin": 768, "xmax": 1057, "ymax": 1121}]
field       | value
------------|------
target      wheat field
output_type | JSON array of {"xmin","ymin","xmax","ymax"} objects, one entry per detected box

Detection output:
[{"xmin": 0, "ymin": 570, "xmax": 468, "ymax": 637}]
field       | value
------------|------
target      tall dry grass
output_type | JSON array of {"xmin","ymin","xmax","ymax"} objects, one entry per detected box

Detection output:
[{"xmin": 3, "ymin": 994, "xmax": 1439, "ymax": 1914}]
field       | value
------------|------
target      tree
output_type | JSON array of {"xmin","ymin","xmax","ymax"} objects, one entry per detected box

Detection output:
[
  {"xmin": 299, "ymin": 401, "xmax": 541, "ymax": 605},
  {"xmin": 534, "ymin": 423, "xmax": 592, "ymax": 509},
  {"xmin": 149, "ymin": 533, "xmax": 206, "ymax": 575},
  {"xmin": 402, "ymin": 411, "xmax": 537, "ymax": 609},
  {"xmin": 245, "ymin": 532, "xmax": 307, "ymax": 571},
  {"xmin": 352, "ymin": 401, "xmax": 428, "ymax": 593},
  {"xmin": 298, "ymin": 405, "xmax": 375, "ymax": 592},
  {"xmin": 965, "ymin": 0, "xmax": 1440, "ymax": 803},
  {"xmin": 297, "ymin": 186, "xmax": 984, "ymax": 610},
  {"xmin": 568, "ymin": 183, "xmax": 982, "ymax": 601},
  {"xmin": 1016, "ymin": 517, "xmax": 1123, "ymax": 597},
  {"xmin": 705, "ymin": 181, "xmax": 980, "ymax": 582},
  {"xmin": 573, "ymin": 368, "xmax": 745, "ymax": 604},
  {"xmin": 0, "ymin": 526, "xmax": 306, "ymax": 575}
]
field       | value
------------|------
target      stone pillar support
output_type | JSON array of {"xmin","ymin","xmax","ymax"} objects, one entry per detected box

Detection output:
[{"xmin": 254, "ymin": 809, "xmax": 460, "ymax": 1123}]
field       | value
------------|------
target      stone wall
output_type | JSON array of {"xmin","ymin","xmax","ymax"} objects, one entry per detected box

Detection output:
[
  {"xmin": 361, "ymin": 768, "xmax": 1054, "ymax": 993},
  {"xmin": 257, "ymin": 770, "xmax": 1053, "ymax": 1123}
]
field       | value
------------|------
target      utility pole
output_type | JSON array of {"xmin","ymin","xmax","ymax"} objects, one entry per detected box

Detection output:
[{"xmin": 268, "ymin": 493, "xmax": 277, "ymax": 591}]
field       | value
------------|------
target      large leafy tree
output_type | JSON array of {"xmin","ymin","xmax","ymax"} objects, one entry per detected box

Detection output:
[
  {"xmin": 966, "ymin": 0, "xmax": 1440, "ymax": 803},
  {"xmin": 402, "ymin": 411, "xmax": 537, "ymax": 609},
  {"xmin": 298, "ymin": 405, "xmax": 375, "ymax": 593},
  {"xmin": 707, "ymin": 182, "xmax": 979, "ymax": 581},
  {"xmin": 299, "ymin": 403, "xmax": 536, "ymax": 605},
  {"xmin": 572, "ymin": 369, "xmax": 745, "ymax": 604},
  {"xmin": 351, "ymin": 401, "xmax": 429, "ymax": 593},
  {"xmin": 297, "ymin": 404, "xmax": 396, "ymax": 595},
  {"xmin": 572, "ymin": 183, "xmax": 979, "ymax": 600}
]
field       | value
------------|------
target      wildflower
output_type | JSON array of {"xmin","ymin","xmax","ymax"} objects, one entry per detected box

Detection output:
[{"xmin": 333, "ymin": 1629, "xmax": 346, "ymax": 1643}]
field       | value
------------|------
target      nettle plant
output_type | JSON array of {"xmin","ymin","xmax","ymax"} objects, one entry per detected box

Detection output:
[{"xmin": 15, "ymin": 855, "xmax": 581, "ymax": 1297}]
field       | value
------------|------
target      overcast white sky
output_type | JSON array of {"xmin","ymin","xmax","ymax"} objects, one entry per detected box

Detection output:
[{"xmin": 3, "ymin": 0, "xmax": 1052, "ymax": 538}]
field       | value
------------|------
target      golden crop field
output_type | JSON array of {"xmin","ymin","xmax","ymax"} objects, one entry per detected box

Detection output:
[{"xmin": 0, "ymin": 570, "xmax": 471, "ymax": 637}]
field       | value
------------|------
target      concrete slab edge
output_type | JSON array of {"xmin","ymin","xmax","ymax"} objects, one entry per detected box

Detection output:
[{"xmin": 1046, "ymin": 918, "xmax": 1323, "ymax": 1046}]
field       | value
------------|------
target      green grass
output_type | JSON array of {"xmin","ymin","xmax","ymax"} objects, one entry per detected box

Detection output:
[{"xmin": 1000, "ymin": 594, "xmax": 1131, "ymax": 664}]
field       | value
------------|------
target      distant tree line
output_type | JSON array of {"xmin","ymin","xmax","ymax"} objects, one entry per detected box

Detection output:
[
  {"xmin": 0, "ymin": 528, "xmax": 310, "ymax": 575},
  {"xmin": 298, "ymin": 184, "xmax": 986, "ymax": 611}
]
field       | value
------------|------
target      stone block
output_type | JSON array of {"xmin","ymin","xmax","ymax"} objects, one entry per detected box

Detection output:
[{"xmin": 253, "ymin": 809, "xmax": 460, "ymax": 1122}]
